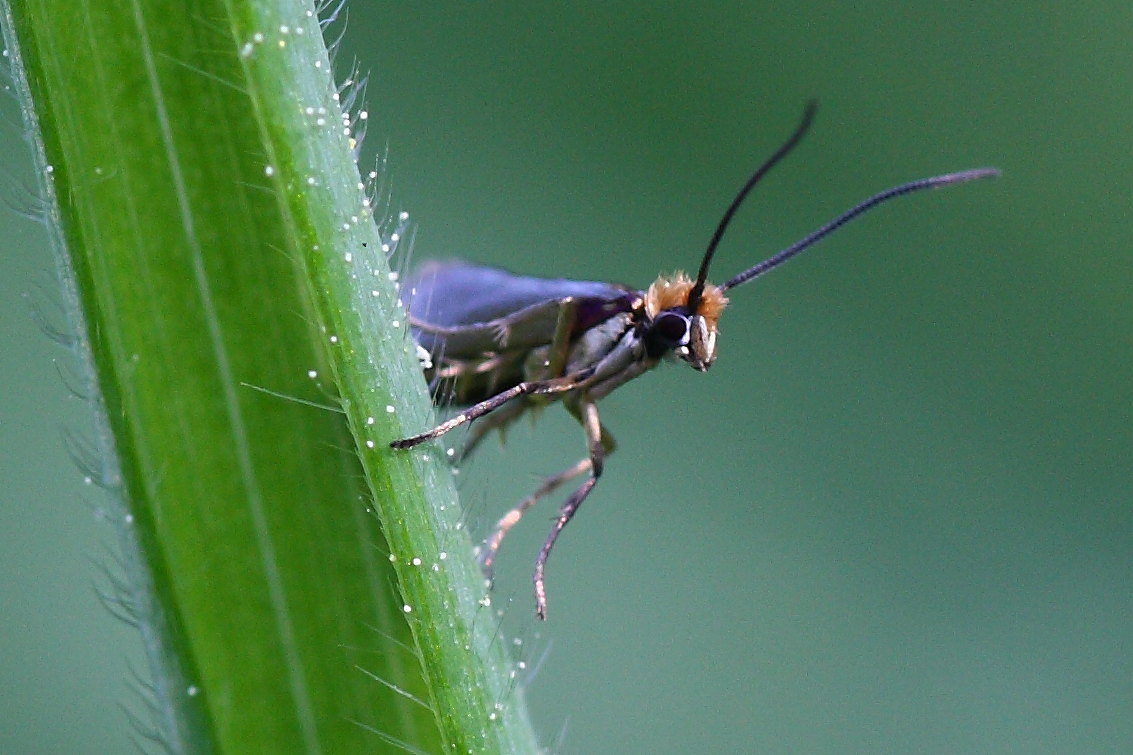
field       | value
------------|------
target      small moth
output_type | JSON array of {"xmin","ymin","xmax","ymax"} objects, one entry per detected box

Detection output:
[{"xmin": 392, "ymin": 103, "xmax": 997, "ymax": 619}]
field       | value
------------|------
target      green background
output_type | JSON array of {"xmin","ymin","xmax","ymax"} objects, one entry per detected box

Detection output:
[{"xmin": 3, "ymin": 2, "xmax": 1130, "ymax": 753}]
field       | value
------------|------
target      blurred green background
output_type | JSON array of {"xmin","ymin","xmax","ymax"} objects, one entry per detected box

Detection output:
[{"xmin": 3, "ymin": 2, "xmax": 1130, "ymax": 753}]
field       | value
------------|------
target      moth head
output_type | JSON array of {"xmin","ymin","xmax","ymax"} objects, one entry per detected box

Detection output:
[{"xmin": 644, "ymin": 273, "xmax": 728, "ymax": 371}]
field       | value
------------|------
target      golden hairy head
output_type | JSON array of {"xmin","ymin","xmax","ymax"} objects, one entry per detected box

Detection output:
[
  {"xmin": 643, "ymin": 272, "xmax": 729, "ymax": 371},
  {"xmin": 644, "ymin": 272, "xmax": 729, "ymax": 329}
]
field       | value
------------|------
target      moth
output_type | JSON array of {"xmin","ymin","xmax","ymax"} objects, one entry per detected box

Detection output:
[{"xmin": 392, "ymin": 103, "xmax": 997, "ymax": 619}]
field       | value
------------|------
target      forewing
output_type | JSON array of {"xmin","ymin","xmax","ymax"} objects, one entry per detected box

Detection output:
[{"xmin": 407, "ymin": 261, "xmax": 635, "ymax": 360}]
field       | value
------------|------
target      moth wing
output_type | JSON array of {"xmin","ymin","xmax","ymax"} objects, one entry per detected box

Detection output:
[
  {"xmin": 411, "ymin": 298, "xmax": 570, "ymax": 356},
  {"xmin": 407, "ymin": 261, "xmax": 634, "ymax": 360}
]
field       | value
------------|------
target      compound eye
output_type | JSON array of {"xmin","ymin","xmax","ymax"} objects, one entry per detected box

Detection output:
[{"xmin": 652, "ymin": 311, "xmax": 689, "ymax": 347}]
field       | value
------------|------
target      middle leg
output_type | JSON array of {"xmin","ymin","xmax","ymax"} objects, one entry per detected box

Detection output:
[
  {"xmin": 477, "ymin": 397, "xmax": 617, "ymax": 577},
  {"xmin": 532, "ymin": 394, "xmax": 606, "ymax": 620}
]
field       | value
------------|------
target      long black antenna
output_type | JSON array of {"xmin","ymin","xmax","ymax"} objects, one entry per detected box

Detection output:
[
  {"xmin": 687, "ymin": 101, "xmax": 817, "ymax": 314},
  {"xmin": 721, "ymin": 168, "xmax": 1000, "ymax": 291}
]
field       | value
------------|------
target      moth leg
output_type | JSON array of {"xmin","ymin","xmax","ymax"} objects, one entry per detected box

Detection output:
[
  {"xmin": 533, "ymin": 394, "xmax": 605, "ymax": 620},
  {"xmin": 459, "ymin": 396, "xmax": 530, "ymax": 461},
  {"xmin": 455, "ymin": 297, "xmax": 585, "ymax": 459},
  {"xmin": 543, "ymin": 297, "xmax": 579, "ymax": 379},
  {"xmin": 390, "ymin": 367, "xmax": 596, "ymax": 449},
  {"xmin": 564, "ymin": 397, "xmax": 617, "ymax": 457},
  {"xmin": 479, "ymin": 396, "xmax": 617, "ymax": 578},
  {"xmin": 478, "ymin": 456, "xmax": 591, "ymax": 580}
]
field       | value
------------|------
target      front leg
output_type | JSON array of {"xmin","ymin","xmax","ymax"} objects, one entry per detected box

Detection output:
[
  {"xmin": 458, "ymin": 298, "xmax": 583, "ymax": 458},
  {"xmin": 392, "ymin": 296, "xmax": 587, "ymax": 450},
  {"xmin": 389, "ymin": 368, "xmax": 595, "ymax": 449}
]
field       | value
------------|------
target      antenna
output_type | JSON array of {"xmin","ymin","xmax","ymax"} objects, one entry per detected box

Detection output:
[
  {"xmin": 687, "ymin": 101, "xmax": 817, "ymax": 314},
  {"xmin": 722, "ymin": 168, "xmax": 1000, "ymax": 291}
]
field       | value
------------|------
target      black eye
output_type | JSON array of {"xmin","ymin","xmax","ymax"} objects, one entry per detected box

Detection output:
[
  {"xmin": 656, "ymin": 312, "xmax": 689, "ymax": 342},
  {"xmin": 644, "ymin": 311, "xmax": 689, "ymax": 357}
]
